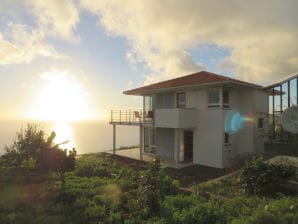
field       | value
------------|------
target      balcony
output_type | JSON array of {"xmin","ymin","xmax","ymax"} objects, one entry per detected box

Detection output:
[
  {"xmin": 110, "ymin": 110, "xmax": 153, "ymax": 125},
  {"xmin": 154, "ymin": 108, "xmax": 198, "ymax": 128}
]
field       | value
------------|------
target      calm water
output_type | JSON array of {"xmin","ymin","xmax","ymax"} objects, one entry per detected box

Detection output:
[{"xmin": 0, "ymin": 120, "xmax": 139, "ymax": 155}]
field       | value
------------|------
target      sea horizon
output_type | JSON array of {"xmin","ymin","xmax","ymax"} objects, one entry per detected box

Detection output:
[{"xmin": 0, "ymin": 119, "xmax": 139, "ymax": 155}]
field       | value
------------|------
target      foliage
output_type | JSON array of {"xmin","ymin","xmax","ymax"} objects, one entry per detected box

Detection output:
[
  {"xmin": 239, "ymin": 157, "xmax": 295, "ymax": 195},
  {"xmin": 160, "ymin": 194, "xmax": 226, "ymax": 224},
  {"xmin": 231, "ymin": 197, "xmax": 298, "ymax": 224},
  {"xmin": 138, "ymin": 159, "xmax": 179, "ymax": 216},
  {"xmin": 1, "ymin": 130, "xmax": 298, "ymax": 224},
  {"xmin": 0, "ymin": 124, "xmax": 76, "ymax": 188},
  {"xmin": 3, "ymin": 124, "xmax": 45, "ymax": 168}
]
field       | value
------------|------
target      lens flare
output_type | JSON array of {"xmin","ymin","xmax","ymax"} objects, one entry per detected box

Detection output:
[{"xmin": 224, "ymin": 110, "xmax": 256, "ymax": 133}]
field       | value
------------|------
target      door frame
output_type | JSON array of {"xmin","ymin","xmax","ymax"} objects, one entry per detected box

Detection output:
[{"xmin": 183, "ymin": 130, "xmax": 193, "ymax": 162}]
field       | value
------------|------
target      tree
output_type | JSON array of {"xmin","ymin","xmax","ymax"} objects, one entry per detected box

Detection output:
[
  {"xmin": 1, "ymin": 124, "xmax": 76, "ymax": 189},
  {"xmin": 138, "ymin": 159, "xmax": 162, "ymax": 215},
  {"xmin": 36, "ymin": 131, "xmax": 76, "ymax": 189},
  {"xmin": 3, "ymin": 124, "xmax": 45, "ymax": 169}
]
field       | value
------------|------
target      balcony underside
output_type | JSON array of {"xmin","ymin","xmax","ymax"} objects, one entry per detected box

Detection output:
[{"xmin": 109, "ymin": 121, "xmax": 152, "ymax": 126}]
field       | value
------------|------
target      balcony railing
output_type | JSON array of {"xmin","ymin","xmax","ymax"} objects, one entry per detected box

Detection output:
[{"xmin": 110, "ymin": 110, "xmax": 153, "ymax": 124}]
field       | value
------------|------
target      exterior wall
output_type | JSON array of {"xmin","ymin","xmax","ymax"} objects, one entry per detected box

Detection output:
[
  {"xmin": 222, "ymin": 89, "xmax": 268, "ymax": 167},
  {"xmin": 186, "ymin": 89, "xmax": 224, "ymax": 168},
  {"xmin": 155, "ymin": 128, "xmax": 174, "ymax": 160},
  {"xmin": 152, "ymin": 86, "xmax": 268, "ymax": 169},
  {"xmin": 252, "ymin": 90, "xmax": 269, "ymax": 155}
]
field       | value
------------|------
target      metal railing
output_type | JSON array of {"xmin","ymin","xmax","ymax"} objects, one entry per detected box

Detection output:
[{"xmin": 110, "ymin": 110, "xmax": 153, "ymax": 124}]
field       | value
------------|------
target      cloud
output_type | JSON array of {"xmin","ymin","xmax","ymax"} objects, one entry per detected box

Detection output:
[
  {"xmin": 25, "ymin": 0, "xmax": 80, "ymax": 43},
  {"xmin": 80, "ymin": 0, "xmax": 298, "ymax": 84},
  {"xmin": 0, "ymin": 23, "xmax": 61, "ymax": 65}
]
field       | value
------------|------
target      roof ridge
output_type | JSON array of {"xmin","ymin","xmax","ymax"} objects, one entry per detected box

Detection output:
[{"xmin": 132, "ymin": 70, "xmax": 221, "ymax": 89}]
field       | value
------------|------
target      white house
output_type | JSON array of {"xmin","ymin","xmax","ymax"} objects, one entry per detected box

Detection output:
[{"xmin": 110, "ymin": 71, "xmax": 269, "ymax": 169}]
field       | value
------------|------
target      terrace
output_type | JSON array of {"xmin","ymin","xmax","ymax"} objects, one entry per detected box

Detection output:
[{"xmin": 110, "ymin": 110, "xmax": 153, "ymax": 126}]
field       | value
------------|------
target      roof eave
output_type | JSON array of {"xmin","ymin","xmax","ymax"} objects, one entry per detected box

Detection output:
[{"xmin": 123, "ymin": 81, "xmax": 263, "ymax": 96}]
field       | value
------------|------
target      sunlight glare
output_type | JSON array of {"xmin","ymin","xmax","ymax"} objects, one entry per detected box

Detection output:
[
  {"xmin": 52, "ymin": 123, "xmax": 74, "ymax": 150},
  {"xmin": 32, "ymin": 70, "xmax": 96, "ymax": 122}
]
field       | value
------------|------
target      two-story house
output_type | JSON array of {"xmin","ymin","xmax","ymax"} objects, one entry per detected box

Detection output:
[{"xmin": 110, "ymin": 71, "xmax": 268, "ymax": 169}]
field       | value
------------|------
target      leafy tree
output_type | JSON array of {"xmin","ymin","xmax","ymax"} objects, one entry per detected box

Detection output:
[
  {"xmin": 1, "ymin": 124, "xmax": 76, "ymax": 189},
  {"xmin": 138, "ymin": 159, "xmax": 162, "ymax": 215},
  {"xmin": 3, "ymin": 124, "xmax": 44, "ymax": 169}
]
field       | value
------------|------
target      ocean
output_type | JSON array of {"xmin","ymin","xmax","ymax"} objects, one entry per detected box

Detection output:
[{"xmin": 0, "ymin": 120, "xmax": 139, "ymax": 155}]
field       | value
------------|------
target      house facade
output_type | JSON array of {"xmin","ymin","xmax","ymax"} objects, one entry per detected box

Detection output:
[{"xmin": 110, "ymin": 71, "xmax": 269, "ymax": 169}]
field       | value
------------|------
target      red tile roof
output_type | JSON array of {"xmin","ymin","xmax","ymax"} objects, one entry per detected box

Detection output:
[{"xmin": 124, "ymin": 71, "xmax": 263, "ymax": 95}]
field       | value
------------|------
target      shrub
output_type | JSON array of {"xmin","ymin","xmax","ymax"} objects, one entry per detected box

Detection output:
[
  {"xmin": 232, "ymin": 197, "xmax": 298, "ymax": 224},
  {"xmin": 160, "ymin": 194, "xmax": 227, "ymax": 224},
  {"xmin": 239, "ymin": 157, "xmax": 295, "ymax": 195},
  {"xmin": 137, "ymin": 159, "xmax": 179, "ymax": 216}
]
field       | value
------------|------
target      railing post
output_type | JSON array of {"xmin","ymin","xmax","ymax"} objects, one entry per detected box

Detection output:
[
  {"xmin": 120, "ymin": 110, "xmax": 121, "ymax": 123},
  {"xmin": 113, "ymin": 124, "xmax": 116, "ymax": 154},
  {"xmin": 111, "ymin": 110, "xmax": 113, "ymax": 122}
]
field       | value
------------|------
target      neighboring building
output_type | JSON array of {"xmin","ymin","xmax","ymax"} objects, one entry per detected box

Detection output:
[{"xmin": 110, "ymin": 71, "xmax": 269, "ymax": 169}]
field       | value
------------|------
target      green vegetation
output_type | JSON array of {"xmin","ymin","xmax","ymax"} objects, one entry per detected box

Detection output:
[
  {"xmin": 239, "ymin": 157, "xmax": 296, "ymax": 195},
  {"xmin": 0, "ymin": 125, "xmax": 297, "ymax": 223}
]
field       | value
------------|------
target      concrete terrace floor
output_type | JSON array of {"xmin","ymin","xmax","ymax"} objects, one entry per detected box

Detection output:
[
  {"xmin": 106, "ymin": 148, "xmax": 192, "ymax": 168},
  {"xmin": 107, "ymin": 148, "xmax": 155, "ymax": 162}
]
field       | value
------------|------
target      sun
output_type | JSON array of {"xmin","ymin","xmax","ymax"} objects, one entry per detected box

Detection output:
[{"xmin": 31, "ymin": 70, "xmax": 96, "ymax": 122}]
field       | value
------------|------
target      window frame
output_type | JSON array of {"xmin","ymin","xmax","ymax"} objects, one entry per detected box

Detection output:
[
  {"xmin": 258, "ymin": 117, "xmax": 264, "ymax": 129},
  {"xmin": 224, "ymin": 132, "xmax": 230, "ymax": 145},
  {"xmin": 176, "ymin": 92, "xmax": 186, "ymax": 108},
  {"xmin": 207, "ymin": 90, "xmax": 220, "ymax": 108},
  {"xmin": 222, "ymin": 90, "xmax": 229, "ymax": 108}
]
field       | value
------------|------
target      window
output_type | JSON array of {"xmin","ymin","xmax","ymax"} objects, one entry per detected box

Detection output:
[
  {"xmin": 176, "ymin": 92, "xmax": 186, "ymax": 108},
  {"xmin": 208, "ymin": 90, "xmax": 220, "ymax": 108},
  {"xmin": 223, "ymin": 90, "xmax": 229, "ymax": 108},
  {"xmin": 224, "ymin": 132, "xmax": 230, "ymax": 144},
  {"xmin": 258, "ymin": 118, "xmax": 264, "ymax": 129}
]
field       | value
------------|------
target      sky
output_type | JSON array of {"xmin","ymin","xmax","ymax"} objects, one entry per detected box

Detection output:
[{"xmin": 0, "ymin": 0, "xmax": 297, "ymax": 121}]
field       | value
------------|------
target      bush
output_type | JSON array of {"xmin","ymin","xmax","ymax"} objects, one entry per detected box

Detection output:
[
  {"xmin": 239, "ymin": 157, "xmax": 295, "ymax": 195},
  {"xmin": 232, "ymin": 196, "xmax": 298, "ymax": 224},
  {"xmin": 160, "ymin": 194, "xmax": 227, "ymax": 224}
]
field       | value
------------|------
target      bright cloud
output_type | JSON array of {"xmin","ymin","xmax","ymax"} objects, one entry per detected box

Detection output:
[
  {"xmin": 0, "ymin": 23, "xmax": 60, "ymax": 65},
  {"xmin": 25, "ymin": 0, "xmax": 80, "ymax": 43},
  {"xmin": 80, "ymin": 0, "xmax": 298, "ymax": 84}
]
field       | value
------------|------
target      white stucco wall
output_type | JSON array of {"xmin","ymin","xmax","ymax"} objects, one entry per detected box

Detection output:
[
  {"xmin": 222, "ymin": 88, "xmax": 269, "ymax": 167},
  {"xmin": 155, "ymin": 108, "xmax": 197, "ymax": 128},
  {"xmin": 185, "ymin": 89, "xmax": 224, "ymax": 168},
  {"xmin": 152, "ymin": 86, "xmax": 268, "ymax": 169}
]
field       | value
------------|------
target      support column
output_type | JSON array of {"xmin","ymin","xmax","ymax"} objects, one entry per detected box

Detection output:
[
  {"xmin": 272, "ymin": 88, "xmax": 275, "ymax": 139},
  {"xmin": 174, "ymin": 129, "xmax": 180, "ymax": 168},
  {"xmin": 139, "ymin": 125, "xmax": 143, "ymax": 160},
  {"xmin": 113, "ymin": 124, "xmax": 116, "ymax": 154}
]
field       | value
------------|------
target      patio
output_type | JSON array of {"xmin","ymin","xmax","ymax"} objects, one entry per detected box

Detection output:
[{"xmin": 105, "ymin": 148, "xmax": 195, "ymax": 168}]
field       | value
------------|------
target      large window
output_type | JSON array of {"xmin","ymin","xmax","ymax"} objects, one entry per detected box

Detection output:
[
  {"xmin": 208, "ymin": 90, "xmax": 230, "ymax": 108},
  {"xmin": 144, "ymin": 127, "xmax": 155, "ymax": 154},
  {"xmin": 176, "ymin": 92, "xmax": 186, "ymax": 108},
  {"xmin": 208, "ymin": 90, "xmax": 220, "ymax": 108}
]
